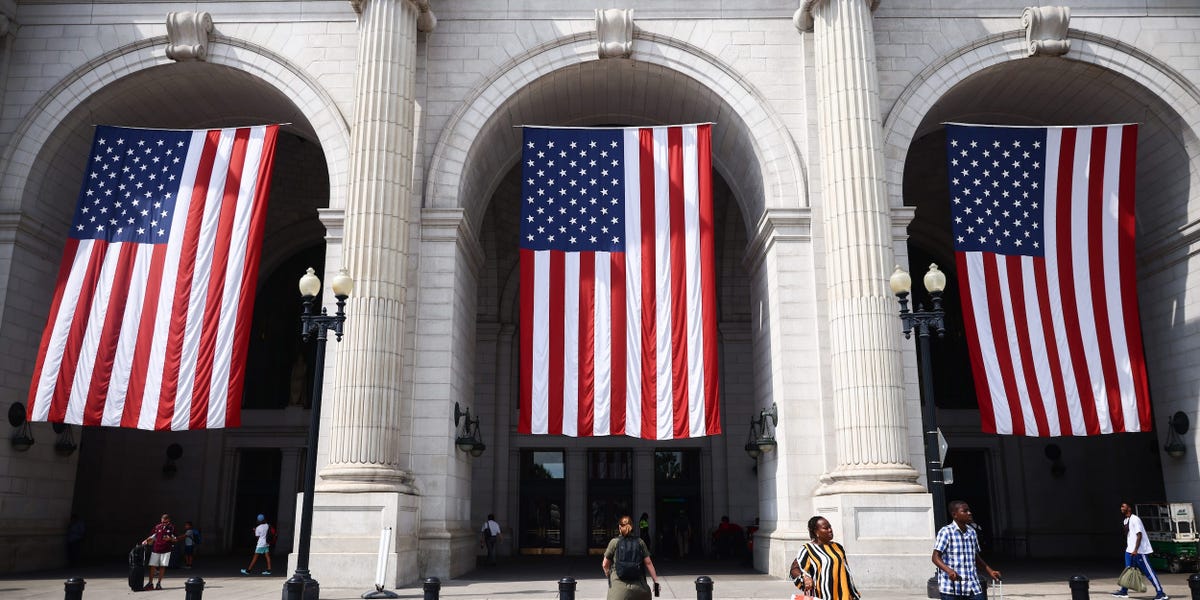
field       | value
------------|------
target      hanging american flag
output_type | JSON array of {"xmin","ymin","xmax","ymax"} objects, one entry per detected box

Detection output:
[
  {"xmin": 518, "ymin": 124, "xmax": 720, "ymax": 440},
  {"xmin": 945, "ymin": 123, "xmax": 1149, "ymax": 436},
  {"xmin": 27, "ymin": 124, "xmax": 279, "ymax": 430}
]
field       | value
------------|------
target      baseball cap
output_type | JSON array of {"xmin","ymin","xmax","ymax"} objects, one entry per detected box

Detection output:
[{"xmin": 257, "ymin": 514, "xmax": 265, "ymax": 521}]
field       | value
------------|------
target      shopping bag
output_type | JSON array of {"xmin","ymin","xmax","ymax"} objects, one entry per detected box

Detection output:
[
  {"xmin": 1118, "ymin": 566, "xmax": 1147, "ymax": 593},
  {"xmin": 790, "ymin": 594, "xmax": 816, "ymax": 600}
]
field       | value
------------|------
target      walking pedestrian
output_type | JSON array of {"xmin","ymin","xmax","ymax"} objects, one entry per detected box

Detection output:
[
  {"xmin": 241, "ymin": 514, "xmax": 273, "ymax": 575},
  {"xmin": 480, "ymin": 513, "xmax": 502, "ymax": 565},
  {"xmin": 602, "ymin": 515, "xmax": 660, "ymax": 600},
  {"xmin": 932, "ymin": 501, "xmax": 1001, "ymax": 600},
  {"xmin": 1112, "ymin": 501, "xmax": 1168, "ymax": 599}
]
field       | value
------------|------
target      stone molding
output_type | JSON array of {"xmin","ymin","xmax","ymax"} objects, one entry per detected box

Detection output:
[
  {"xmin": 319, "ymin": 207, "xmax": 346, "ymax": 246},
  {"xmin": 350, "ymin": 0, "xmax": 436, "ymax": 32},
  {"xmin": 595, "ymin": 8, "xmax": 634, "ymax": 59},
  {"xmin": 165, "ymin": 11, "xmax": 213, "ymax": 62},
  {"xmin": 743, "ymin": 208, "xmax": 811, "ymax": 273},
  {"xmin": 0, "ymin": 13, "xmax": 10, "ymax": 38},
  {"xmin": 1021, "ymin": 6, "xmax": 1070, "ymax": 57},
  {"xmin": 420, "ymin": 207, "xmax": 484, "ymax": 277},
  {"xmin": 794, "ymin": 0, "xmax": 880, "ymax": 32}
]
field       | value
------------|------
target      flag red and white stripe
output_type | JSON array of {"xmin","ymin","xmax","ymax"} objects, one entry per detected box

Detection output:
[
  {"xmin": 518, "ymin": 124, "xmax": 720, "ymax": 439},
  {"xmin": 946, "ymin": 123, "xmax": 1149, "ymax": 436},
  {"xmin": 27, "ymin": 124, "xmax": 279, "ymax": 430}
]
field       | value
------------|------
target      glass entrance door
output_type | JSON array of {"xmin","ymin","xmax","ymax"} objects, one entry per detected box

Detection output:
[
  {"xmin": 519, "ymin": 450, "xmax": 565, "ymax": 554},
  {"xmin": 587, "ymin": 449, "xmax": 632, "ymax": 554},
  {"xmin": 655, "ymin": 449, "xmax": 702, "ymax": 558}
]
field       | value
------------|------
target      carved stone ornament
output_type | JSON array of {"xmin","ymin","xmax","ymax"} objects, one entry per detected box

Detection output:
[
  {"xmin": 1021, "ymin": 6, "xmax": 1071, "ymax": 57},
  {"xmin": 165, "ymin": 12, "xmax": 213, "ymax": 62},
  {"xmin": 596, "ymin": 8, "xmax": 634, "ymax": 59}
]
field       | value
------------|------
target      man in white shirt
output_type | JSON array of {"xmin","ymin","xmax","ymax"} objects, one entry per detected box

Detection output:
[
  {"xmin": 1112, "ymin": 502, "xmax": 1167, "ymax": 600},
  {"xmin": 480, "ymin": 514, "xmax": 502, "ymax": 565}
]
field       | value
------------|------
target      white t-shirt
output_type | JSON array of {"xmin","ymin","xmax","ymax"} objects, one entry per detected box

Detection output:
[
  {"xmin": 255, "ymin": 523, "xmax": 270, "ymax": 549},
  {"xmin": 1125, "ymin": 514, "xmax": 1154, "ymax": 554}
]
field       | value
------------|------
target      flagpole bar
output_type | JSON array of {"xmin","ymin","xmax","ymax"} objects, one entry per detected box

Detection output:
[
  {"xmin": 890, "ymin": 264, "xmax": 949, "ymax": 530},
  {"xmin": 286, "ymin": 267, "xmax": 354, "ymax": 600}
]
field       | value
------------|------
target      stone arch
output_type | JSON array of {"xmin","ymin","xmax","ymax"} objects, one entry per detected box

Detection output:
[
  {"xmin": 882, "ymin": 29, "xmax": 1200, "ymax": 209},
  {"xmin": 0, "ymin": 33, "xmax": 351, "ymax": 216},
  {"xmin": 424, "ymin": 30, "xmax": 807, "ymax": 235}
]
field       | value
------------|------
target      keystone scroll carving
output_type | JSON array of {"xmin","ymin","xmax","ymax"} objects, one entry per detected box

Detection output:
[
  {"xmin": 1021, "ymin": 6, "xmax": 1071, "ymax": 57},
  {"xmin": 596, "ymin": 8, "xmax": 633, "ymax": 59},
  {"xmin": 165, "ymin": 12, "xmax": 213, "ymax": 62}
]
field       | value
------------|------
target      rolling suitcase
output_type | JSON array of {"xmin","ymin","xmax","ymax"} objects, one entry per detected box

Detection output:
[{"xmin": 128, "ymin": 544, "xmax": 149, "ymax": 591}]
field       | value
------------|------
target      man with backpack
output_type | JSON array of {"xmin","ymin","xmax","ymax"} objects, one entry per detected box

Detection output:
[{"xmin": 602, "ymin": 514, "xmax": 660, "ymax": 600}]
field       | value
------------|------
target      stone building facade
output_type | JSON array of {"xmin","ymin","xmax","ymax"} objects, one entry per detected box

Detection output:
[{"xmin": 1, "ymin": 0, "xmax": 1198, "ymax": 591}]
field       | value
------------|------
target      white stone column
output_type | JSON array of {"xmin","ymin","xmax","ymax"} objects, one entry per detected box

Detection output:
[
  {"xmin": 318, "ymin": 0, "xmax": 422, "ymax": 493},
  {"xmin": 795, "ymin": 1, "xmax": 935, "ymax": 589},
  {"xmin": 802, "ymin": 0, "xmax": 921, "ymax": 492},
  {"xmin": 275, "ymin": 448, "xmax": 301, "ymax": 556},
  {"xmin": 305, "ymin": 0, "xmax": 429, "ymax": 588}
]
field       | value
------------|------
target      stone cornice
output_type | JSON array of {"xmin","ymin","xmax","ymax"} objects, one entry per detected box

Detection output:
[
  {"xmin": 420, "ymin": 207, "xmax": 483, "ymax": 276},
  {"xmin": 318, "ymin": 207, "xmax": 345, "ymax": 246},
  {"xmin": 743, "ymin": 208, "xmax": 812, "ymax": 273},
  {"xmin": 794, "ymin": 0, "xmax": 881, "ymax": 32}
]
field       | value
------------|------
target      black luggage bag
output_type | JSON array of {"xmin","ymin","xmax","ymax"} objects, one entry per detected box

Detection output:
[{"xmin": 128, "ymin": 544, "xmax": 149, "ymax": 591}]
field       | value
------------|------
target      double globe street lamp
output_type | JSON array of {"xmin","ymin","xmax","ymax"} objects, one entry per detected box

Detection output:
[
  {"xmin": 285, "ymin": 267, "xmax": 353, "ymax": 600},
  {"xmin": 890, "ymin": 263, "xmax": 949, "ymax": 531}
]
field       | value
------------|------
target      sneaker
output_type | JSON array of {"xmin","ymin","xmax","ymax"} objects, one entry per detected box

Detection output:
[
  {"xmin": 155, "ymin": 584, "xmax": 162, "ymax": 590},
  {"xmin": 1154, "ymin": 595, "xmax": 1169, "ymax": 600},
  {"xmin": 240, "ymin": 569, "xmax": 250, "ymax": 575},
  {"xmin": 1111, "ymin": 593, "xmax": 1128, "ymax": 599},
  {"xmin": 144, "ymin": 583, "xmax": 154, "ymax": 591},
  {"xmin": 262, "ymin": 571, "xmax": 271, "ymax": 575}
]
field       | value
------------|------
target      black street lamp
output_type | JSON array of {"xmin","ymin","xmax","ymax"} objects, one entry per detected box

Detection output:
[
  {"xmin": 890, "ymin": 263, "xmax": 948, "ymax": 531},
  {"xmin": 285, "ymin": 267, "xmax": 353, "ymax": 600}
]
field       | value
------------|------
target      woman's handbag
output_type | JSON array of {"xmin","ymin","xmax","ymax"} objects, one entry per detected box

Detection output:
[{"xmin": 1118, "ymin": 566, "xmax": 1147, "ymax": 592}]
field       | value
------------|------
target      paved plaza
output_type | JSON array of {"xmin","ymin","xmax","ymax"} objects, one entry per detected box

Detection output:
[{"xmin": 1, "ymin": 555, "xmax": 1194, "ymax": 600}]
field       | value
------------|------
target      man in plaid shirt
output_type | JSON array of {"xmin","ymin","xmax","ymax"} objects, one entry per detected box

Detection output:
[{"xmin": 932, "ymin": 501, "xmax": 1001, "ymax": 600}]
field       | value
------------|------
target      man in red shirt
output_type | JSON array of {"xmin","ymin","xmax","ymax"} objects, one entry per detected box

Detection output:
[{"xmin": 141, "ymin": 514, "xmax": 177, "ymax": 590}]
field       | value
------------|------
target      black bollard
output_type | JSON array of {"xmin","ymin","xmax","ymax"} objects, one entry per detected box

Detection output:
[
  {"xmin": 423, "ymin": 576, "xmax": 441, "ymax": 600},
  {"xmin": 1188, "ymin": 572, "xmax": 1200, "ymax": 600},
  {"xmin": 1068, "ymin": 575, "xmax": 1089, "ymax": 600},
  {"xmin": 63, "ymin": 577, "xmax": 85, "ymax": 600},
  {"xmin": 558, "ymin": 576, "xmax": 577, "ymax": 600},
  {"xmin": 184, "ymin": 577, "xmax": 205, "ymax": 600},
  {"xmin": 695, "ymin": 575, "xmax": 713, "ymax": 600}
]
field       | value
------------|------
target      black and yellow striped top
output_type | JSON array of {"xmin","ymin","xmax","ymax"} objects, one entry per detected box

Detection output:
[{"xmin": 794, "ymin": 541, "xmax": 860, "ymax": 600}]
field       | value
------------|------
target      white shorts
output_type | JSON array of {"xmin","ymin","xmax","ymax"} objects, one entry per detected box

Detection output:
[{"xmin": 148, "ymin": 552, "xmax": 171, "ymax": 567}]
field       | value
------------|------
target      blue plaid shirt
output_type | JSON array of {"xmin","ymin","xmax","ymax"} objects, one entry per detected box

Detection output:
[{"xmin": 934, "ymin": 523, "xmax": 983, "ymax": 595}]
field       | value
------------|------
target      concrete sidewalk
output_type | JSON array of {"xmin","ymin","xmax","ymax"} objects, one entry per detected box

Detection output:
[{"xmin": 0, "ymin": 555, "xmax": 1188, "ymax": 599}]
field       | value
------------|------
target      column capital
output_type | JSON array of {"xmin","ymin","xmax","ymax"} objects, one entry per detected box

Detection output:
[
  {"xmin": 350, "ymin": 0, "xmax": 436, "ymax": 32},
  {"xmin": 794, "ymin": 0, "xmax": 880, "ymax": 32}
]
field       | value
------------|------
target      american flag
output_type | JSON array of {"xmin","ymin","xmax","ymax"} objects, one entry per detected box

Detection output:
[
  {"xmin": 518, "ymin": 125, "xmax": 720, "ymax": 440},
  {"xmin": 945, "ymin": 123, "xmax": 1150, "ymax": 436},
  {"xmin": 27, "ymin": 124, "xmax": 279, "ymax": 430}
]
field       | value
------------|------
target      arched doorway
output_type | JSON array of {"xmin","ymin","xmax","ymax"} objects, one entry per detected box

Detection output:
[
  {"xmin": 9, "ymin": 58, "xmax": 336, "ymax": 560},
  {"xmin": 899, "ymin": 55, "xmax": 1196, "ymax": 558}
]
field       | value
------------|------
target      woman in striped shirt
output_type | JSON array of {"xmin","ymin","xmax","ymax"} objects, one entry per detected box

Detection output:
[{"xmin": 789, "ymin": 516, "xmax": 861, "ymax": 599}]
